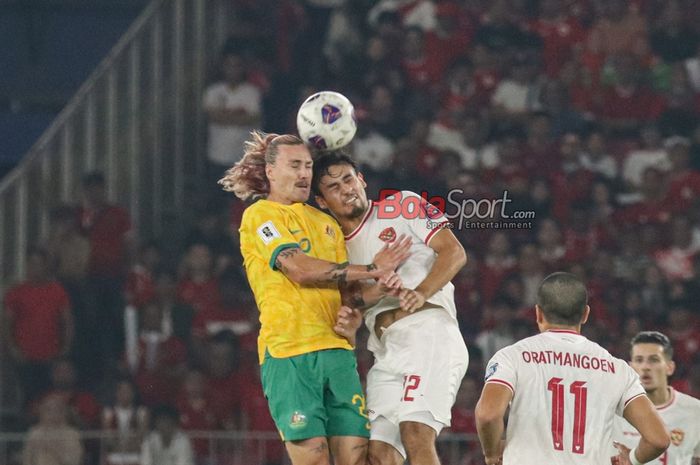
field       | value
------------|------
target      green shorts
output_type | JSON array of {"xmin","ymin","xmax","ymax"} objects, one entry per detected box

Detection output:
[{"xmin": 261, "ymin": 348, "xmax": 371, "ymax": 441}]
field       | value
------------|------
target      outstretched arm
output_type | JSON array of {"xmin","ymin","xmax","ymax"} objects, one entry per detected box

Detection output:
[{"xmin": 275, "ymin": 235, "xmax": 411, "ymax": 286}]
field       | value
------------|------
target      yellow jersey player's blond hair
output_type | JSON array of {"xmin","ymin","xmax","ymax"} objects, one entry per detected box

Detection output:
[{"xmin": 218, "ymin": 130, "xmax": 304, "ymax": 201}]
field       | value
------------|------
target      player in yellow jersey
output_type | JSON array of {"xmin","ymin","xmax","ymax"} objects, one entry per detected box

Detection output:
[{"xmin": 219, "ymin": 131, "xmax": 409, "ymax": 465}]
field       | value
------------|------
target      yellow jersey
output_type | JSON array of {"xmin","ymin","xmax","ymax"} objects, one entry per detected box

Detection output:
[{"xmin": 239, "ymin": 199, "xmax": 352, "ymax": 363}]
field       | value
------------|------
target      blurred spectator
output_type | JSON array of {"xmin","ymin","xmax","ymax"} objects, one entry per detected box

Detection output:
[
  {"xmin": 44, "ymin": 205, "xmax": 94, "ymax": 385},
  {"xmin": 184, "ymin": 203, "xmax": 242, "ymax": 274},
  {"xmin": 401, "ymin": 26, "xmax": 446, "ymax": 92},
  {"xmin": 595, "ymin": 54, "xmax": 664, "ymax": 133},
  {"xmin": 45, "ymin": 205, "xmax": 90, "ymax": 288},
  {"xmin": 664, "ymin": 135, "xmax": 700, "ymax": 212},
  {"xmin": 612, "ymin": 228, "xmax": 654, "ymax": 282},
  {"xmin": 127, "ymin": 304, "xmax": 188, "ymax": 407},
  {"xmin": 539, "ymin": 79, "xmax": 587, "ymax": 136},
  {"xmin": 480, "ymin": 232, "xmax": 517, "ymax": 304},
  {"xmin": 203, "ymin": 47, "xmax": 262, "ymax": 176},
  {"xmin": 586, "ymin": 0, "xmax": 649, "ymax": 66},
  {"xmin": 653, "ymin": 215, "xmax": 699, "ymax": 282},
  {"xmin": 176, "ymin": 371, "xmax": 218, "ymax": 463},
  {"xmin": 535, "ymin": 218, "xmax": 565, "ymax": 271},
  {"xmin": 515, "ymin": 243, "xmax": 546, "ymax": 307},
  {"xmin": 648, "ymin": 0, "xmax": 698, "ymax": 63},
  {"xmin": 579, "ymin": 128, "xmax": 618, "ymax": 180},
  {"xmin": 491, "ymin": 52, "xmax": 544, "ymax": 120},
  {"xmin": 475, "ymin": 299, "xmax": 516, "ymax": 362},
  {"xmin": 665, "ymin": 306, "xmax": 700, "ymax": 366},
  {"xmin": 622, "ymin": 124, "xmax": 670, "ymax": 188},
  {"xmin": 191, "ymin": 268, "xmax": 256, "ymax": 362},
  {"xmin": 528, "ymin": 0, "xmax": 585, "ymax": 77},
  {"xmin": 101, "ymin": 378, "xmax": 149, "ymax": 465},
  {"xmin": 177, "ymin": 243, "xmax": 221, "ymax": 313},
  {"xmin": 152, "ymin": 269, "xmax": 195, "ymax": 343},
  {"xmin": 473, "ymin": 0, "xmax": 538, "ymax": 56},
  {"xmin": 202, "ymin": 332, "xmax": 242, "ymax": 430},
  {"xmin": 22, "ymin": 394, "xmax": 83, "ymax": 465},
  {"xmin": 125, "ymin": 241, "xmax": 161, "ymax": 309},
  {"xmin": 33, "ymin": 358, "xmax": 101, "ymax": 430},
  {"xmin": 3, "ymin": 247, "xmax": 73, "ymax": 405},
  {"xmin": 450, "ymin": 114, "xmax": 498, "ymax": 170},
  {"xmin": 351, "ymin": 119, "xmax": 396, "ymax": 174},
  {"xmin": 79, "ymin": 171, "xmax": 133, "ymax": 370},
  {"xmin": 141, "ymin": 405, "xmax": 194, "ymax": 465},
  {"xmin": 616, "ymin": 167, "xmax": 673, "ymax": 226}
]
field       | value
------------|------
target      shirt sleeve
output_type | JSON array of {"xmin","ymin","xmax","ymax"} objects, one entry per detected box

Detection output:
[
  {"xmin": 398, "ymin": 190, "xmax": 450, "ymax": 245},
  {"xmin": 484, "ymin": 347, "xmax": 517, "ymax": 394},
  {"xmin": 617, "ymin": 364, "xmax": 646, "ymax": 416},
  {"xmin": 241, "ymin": 204, "xmax": 301, "ymax": 270}
]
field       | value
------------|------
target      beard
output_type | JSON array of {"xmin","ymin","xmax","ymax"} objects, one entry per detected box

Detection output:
[{"xmin": 348, "ymin": 203, "xmax": 367, "ymax": 219}]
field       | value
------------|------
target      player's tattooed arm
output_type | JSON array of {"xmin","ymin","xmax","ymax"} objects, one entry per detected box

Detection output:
[{"xmin": 274, "ymin": 247, "xmax": 405, "ymax": 285}]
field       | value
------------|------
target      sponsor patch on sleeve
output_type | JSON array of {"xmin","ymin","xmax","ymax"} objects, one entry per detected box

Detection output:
[
  {"xmin": 257, "ymin": 221, "xmax": 281, "ymax": 244},
  {"xmin": 485, "ymin": 362, "xmax": 499, "ymax": 381}
]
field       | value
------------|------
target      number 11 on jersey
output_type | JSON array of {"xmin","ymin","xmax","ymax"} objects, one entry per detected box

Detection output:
[{"xmin": 547, "ymin": 377, "xmax": 588, "ymax": 454}]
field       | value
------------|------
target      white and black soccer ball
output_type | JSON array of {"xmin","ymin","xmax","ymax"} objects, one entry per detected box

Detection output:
[{"xmin": 296, "ymin": 91, "xmax": 357, "ymax": 151}]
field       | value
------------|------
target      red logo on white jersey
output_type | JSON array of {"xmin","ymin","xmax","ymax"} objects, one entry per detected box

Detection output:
[{"xmin": 378, "ymin": 227, "xmax": 396, "ymax": 242}]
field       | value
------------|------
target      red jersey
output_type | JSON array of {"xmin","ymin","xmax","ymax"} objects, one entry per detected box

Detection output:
[
  {"xmin": 4, "ymin": 281, "xmax": 71, "ymax": 361},
  {"xmin": 176, "ymin": 277, "xmax": 221, "ymax": 313},
  {"xmin": 79, "ymin": 205, "xmax": 131, "ymax": 278}
]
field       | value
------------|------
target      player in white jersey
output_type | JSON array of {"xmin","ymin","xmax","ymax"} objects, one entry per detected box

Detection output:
[
  {"xmin": 312, "ymin": 153, "xmax": 469, "ymax": 465},
  {"xmin": 475, "ymin": 272, "xmax": 670, "ymax": 465},
  {"xmin": 613, "ymin": 331, "xmax": 700, "ymax": 465}
]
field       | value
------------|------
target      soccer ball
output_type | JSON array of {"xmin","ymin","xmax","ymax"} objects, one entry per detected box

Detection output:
[{"xmin": 296, "ymin": 91, "xmax": 357, "ymax": 151}]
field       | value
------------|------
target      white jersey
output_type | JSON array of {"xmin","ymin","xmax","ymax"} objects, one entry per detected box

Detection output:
[
  {"xmin": 344, "ymin": 191, "xmax": 456, "ymax": 353},
  {"xmin": 614, "ymin": 388, "xmax": 700, "ymax": 465},
  {"xmin": 484, "ymin": 330, "xmax": 646, "ymax": 465}
]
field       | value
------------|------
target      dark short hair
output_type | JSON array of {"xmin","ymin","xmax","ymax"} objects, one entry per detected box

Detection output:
[
  {"xmin": 537, "ymin": 272, "xmax": 588, "ymax": 325},
  {"xmin": 631, "ymin": 331, "xmax": 674, "ymax": 359},
  {"xmin": 311, "ymin": 150, "xmax": 358, "ymax": 196}
]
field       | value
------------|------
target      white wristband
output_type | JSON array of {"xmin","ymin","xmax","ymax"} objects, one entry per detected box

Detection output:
[{"xmin": 629, "ymin": 447, "xmax": 643, "ymax": 465}]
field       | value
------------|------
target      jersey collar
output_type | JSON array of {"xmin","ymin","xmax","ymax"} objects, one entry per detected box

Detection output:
[{"xmin": 344, "ymin": 201, "xmax": 374, "ymax": 240}]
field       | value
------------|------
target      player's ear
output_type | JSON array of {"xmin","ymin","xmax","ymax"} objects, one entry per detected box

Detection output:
[
  {"xmin": 580, "ymin": 305, "xmax": 590, "ymax": 325},
  {"xmin": 666, "ymin": 359, "xmax": 676, "ymax": 377},
  {"xmin": 535, "ymin": 305, "xmax": 544, "ymax": 324},
  {"xmin": 315, "ymin": 194, "xmax": 328, "ymax": 210},
  {"xmin": 265, "ymin": 164, "xmax": 274, "ymax": 181},
  {"xmin": 358, "ymin": 171, "xmax": 367, "ymax": 188}
]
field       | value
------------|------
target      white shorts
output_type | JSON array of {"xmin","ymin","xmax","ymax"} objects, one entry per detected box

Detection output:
[{"xmin": 366, "ymin": 308, "xmax": 469, "ymax": 457}]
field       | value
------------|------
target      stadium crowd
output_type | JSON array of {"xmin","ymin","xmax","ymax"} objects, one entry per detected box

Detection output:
[{"xmin": 3, "ymin": 0, "xmax": 700, "ymax": 464}]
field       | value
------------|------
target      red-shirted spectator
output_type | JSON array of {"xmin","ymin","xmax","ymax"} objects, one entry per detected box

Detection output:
[
  {"xmin": 177, "ymin": 243, "xmax": 221, "ymax": 313},
  {"xmin": 125, "ymin": 304, "xmax": 188, "ymax": 407},
  {"xmin": 203, "ymin": 332, "xmax": 242, "ymax": 430},
  {"xmin": 654, "ymin": 216, "xmax": 699, "ymax": 282},
  {"xmin": 616, "ymin": 167, "xmax": 674, "ymax": 226},
  {"xmin": 177, "ymin": 371, "xmax": 218, "ymax": 460},
  {"xmin": 480, "ymin": 232, "xmax": 517, "ymax": 304},
  {"xmin": 665, "ymin": 306, "xmax": 700, "ymax": 366},
  {"xmin": 124, "ymin": 241, "xmax": 161, "ymax": 309},
  {"xmin": 663, "ymin": 136, "xmax": 700, "ymax": 213},
  {"xmin": 79, "ymin": 171, "xmax": 133, "ymax": 368},
  {"xmin": 191, "ymin": 268, "xmax": 256, "ymax": 360},
  {"xmin": 425, "ymin": 2, "xmax": 473, "ymax": 73},
  {"xmin": 237, "ymin": 357, "xmax": 284, "ymax": 465},
  {"xmin": 401, "ymin": 26, "xmax": 447, "ymax": 92},
  {"xmin": 536, "ymin": 218, "xmax": 566, "ymax": 272},
  {"xmin": 562, "ymin": 205, "xmax": 606, "ymax": 263},
  {"xmin": 33, "ymin": 358, "xmax": 101, "ymax": 429},
  {"xmin": 528, "ymin": 0, "xmax": 586, "ymax": 77},
  {"xmin": 594, "ymin": 54, "xmax": 665, "ymax": 132},
  {"xmin": 79, "ymin": 172, "xmax": 133, "ymax": 279},
  {"xmin": 3, "ymin": 248, "xmax": 73, "ymax": 406}
]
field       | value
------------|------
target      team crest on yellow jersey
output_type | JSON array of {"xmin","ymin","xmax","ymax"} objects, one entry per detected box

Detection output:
[
  {"xmin": 325, "ymin": 224, "xmax": 335, "ymax": 238},
  {"xmin": 670, "ymin": 428, "xmax": 684, "ymax": 446}
]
